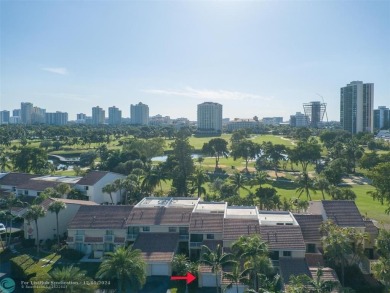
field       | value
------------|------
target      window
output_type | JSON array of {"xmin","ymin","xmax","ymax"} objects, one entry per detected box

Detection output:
[
  {"xmin": 142, "ymin": 227, "xmax": 150, "ymax": 232},
  {"xmin": 307, "ymin": 244, "xmax": 316, "ymax": 253},
  {"xmin": 128, "ymin": 227, "xmax": 139, "ymax": 234},
  {"xmin": 179, "ymin": 227, "xmax": 189, "ymax": 235},
  {"xmin": 283, "ymin": 251, "xmax": 292, "ymax": 257},
  {"xmin": 106, "ymin": 230, "xmax": 114, "ymax": 235},
  {"xmin": 12, "ymin": 187, "xmax": 16, "ymax": 192},
  {"xmin": 206, "ymin": 234, "xmax": 214, "ymax": 240},
  {"xmin": 85, "ymin": 186, "xmax": 89, "ymax": 191},
  {"xmin": 270, "ymin": 251, "xmax": 279, "ymax": 260},
  {"xmin": 76, "ymin": 230, "xmax": 85, "ymax": 235},
  {"xmin": 169, "ymin": 227, "xmax": 177, "ymax": 233},
  {"xmin": 24, "ymin": 190, "xmax": 28, "ymax": 195}
]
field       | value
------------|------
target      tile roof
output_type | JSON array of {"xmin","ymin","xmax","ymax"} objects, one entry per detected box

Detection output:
[
  {"xmin": 322, "ymin": 200, "xmax": 365, "ymax": 227},
  {"xmin": 279, "ymin": 257, "xmax": 311, "ymax": 284},
  {"xmin": 76, "ymin": 171, "xmax": 110, "ymax": 185},
  {"xmin": 293, "ymin": 214, "xmax": 324, "ymax": 243},
  {"xmin": 223, "ymin": 218, "xmax": 260, "ymax": 241},
  {"xmin": 0, "ymin": 173, "xmax": 40, "ymax": 187},
  {"xmin": 133, "ymin": 233, "xmax": 179, "ymax": 262},
  {"xmin": 126, "ymin": 207, "xmax": 193, "ymax": 226},
  {"xmin": 40, "ymin": 198, "xmax": 98, "ymax": 211},
  {"xmin": 190, "ymin": 213, "xmax": 224, "ymax": 233},
  {"xmin": 259, "ymin": 225, "xmax": 306, "ymax": 250},
  {"xmin": 364, "ymin": 219, "xmax": 379, "ymax": 237},
  {"xmin": 68, "ymin": 205, "xmax": 133, "ymax": 229},
  {"xmin": 17, "ymin": 180, "xmax": 67, "ymax": 191},
  {"xmin": 305, "ymin": 253, "xmax": 325, "ymax": 267},
  {"xmin": 309, "ymin": 267, "xmax": 340, "ymax": 284}
]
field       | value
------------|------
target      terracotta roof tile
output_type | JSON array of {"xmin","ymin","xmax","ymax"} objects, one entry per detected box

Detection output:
[
  {"xmin": 294, "ymin": 214, "xmax": 324, "ymax": 243},
  {"xmin": 279, "ymin": 257, "xmax": 310, "ymax": 284},
  {"xmin": 223, "ymin": 218, "xmax": 260, "ymax": 241},
  {"xmin": 190, "ymin": 213, "xmax": 224, "ymax": 233},
  {"xmin": 309, "ymin": 267, "xmax": 340, "ymax": 284},
  {"xmin": 305, "ymin": 253, "xmax": 325, "ymax": 267},
  {"xmin": 76, "ymin": 171, "xmax": 110, "ymax": 185},
  {"xmin": 259, "ymin": 225, "xmax": 306, "ymax": 250},
  {"xmin": 0, "ymin": 173, "xmax": 40, "ymax": 187},
  {"xmin": 17, "ymin": 180, "xmax": 68, "ymax": 191},
  {"xmin": 133, "ymin": 233, "xmax": 179, "ymax": 262},
  {"xmin": 322, "ymin": 200, "xmax": 365, "ymax": 227},
  {"xmin": 126, "ymin": 207, "xmax": 193, "ymax": 226},
  {"xmin": 68, "ymin": 205, "xmax": 133, "ymax": 229}
]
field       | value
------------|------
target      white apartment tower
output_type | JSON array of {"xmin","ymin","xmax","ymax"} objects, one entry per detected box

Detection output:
[
  {"xmin": 340, "ymin": 81, "xmax": 374, "ymax": 134},
  {"xmin": 92, "ymin": 106, "xmax": 105, "ymax": 125},
  {"xmin": 21, "ymin": 102, "xmax": 33, "ymax": 124},
  {"xmin": 130, "ymin": 102, "xmax": 149, "ymax": 125},
  {"xmin": 108, "ymin": 106, "xmax": 122, "ymax": 125},
  {"xmin": 197, "ymin": 102, "xmax": 223, "ymax": 134}
]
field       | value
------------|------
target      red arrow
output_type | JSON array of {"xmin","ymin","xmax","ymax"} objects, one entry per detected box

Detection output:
[{"xmin": 170, "ymin": 272, "xmax": 196, "ymax": 284}]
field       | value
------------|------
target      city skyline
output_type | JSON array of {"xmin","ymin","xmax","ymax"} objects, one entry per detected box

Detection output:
[{"xmin": 1, "ymin": 1, "xmax": 389, "ymax": 121}]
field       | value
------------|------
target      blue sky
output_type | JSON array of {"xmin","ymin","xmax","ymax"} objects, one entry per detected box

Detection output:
[{"xmin": 1, "ymin": 0, "xmax": 389, "ymax": 121}]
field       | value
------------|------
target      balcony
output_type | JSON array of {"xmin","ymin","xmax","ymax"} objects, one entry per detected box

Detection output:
[
  {"xmin": 126, "ymin": 234, "xmax": 138, "ymax": 241},
  {"xmin": 190, "ymin": 242, "xmax": 202, "ymax": 248},
  {"xmin": 179, "ymin": 235, "xmax": 189, "ymax": 241},
  {"xmin": 75, "ymin": 235, "xmax": 84, "ymax": 242},
  {"xmin": 104, "ymin": 235, "xmax": 114, "ymax": 243}
]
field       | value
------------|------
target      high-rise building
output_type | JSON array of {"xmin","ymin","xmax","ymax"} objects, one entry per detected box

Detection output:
[
  {"xmin": 92, "ymin": 106, "xmax": 105, "ymax": 125},
  {"xmin": 340, "ymin": 81, "xmax": 374, "ymax": 134},
  {"xmin": 108, "ymin": 106, "xmax": 122, "ymax": 125},
  {"xmin": 13, "ymin": 109, "xmax": 21, "ymax": 117},
  {"xmin": 31, "ymin": 106, "xmax": 46, "ymax": 124},
  {"xmin": 21, "ymin": 102, "xmax": 33, "ymax": 124},
  {"xmin": 130, "ymin": 102, "xmax": 149, "ymax": 125},
  {"xmin": 197, "ymin": 102, "xmax": 223, "ymax": 134},
  {"xmin": 45, "ymin": 112, "xmax": 68, "ymax": 125},
  {"xmin": 290, "ymin": 112, "xmax": 309, "ymax": 127},
  {"xmin": 0, "ymin": 110, "xmax": 10, "ymax": 124},
  {"xmin": 374, "ymin": 106, "xmax": 390, "ymax": 130},
  {"xmin": 303, "ymin": 101, "xmax": 327, "ymax": 128}
]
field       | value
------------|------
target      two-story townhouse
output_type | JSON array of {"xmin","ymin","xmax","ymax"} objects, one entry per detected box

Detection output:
[
  {"xmin": 67, "ymin": 205, "xmax": 133, "ymax": 258},
  {"xmin": 0, "ymin": 172, "xmax": 39, "ymax": 196},
  {"xmin": 23, "ymin": 198, "xmax": 98, "ymax": 243},
  {"xmin": 74, "ymin": 171, "xmax": 125, "ymax": 204}
]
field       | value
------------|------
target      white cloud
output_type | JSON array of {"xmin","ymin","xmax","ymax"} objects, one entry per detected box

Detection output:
[
  {"xmin": 143, "ymin": 87, "xmax": 271, "ymax": 101},
  {"xmin": 41, "ymin": 67, "xmax": 68, "ymax": 75}
]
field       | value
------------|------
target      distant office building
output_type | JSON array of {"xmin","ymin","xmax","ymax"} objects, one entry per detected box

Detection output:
[
  {"xmin": 13, "ymin": 109, "xmax": 21, "ymax": 117},
  {"xmin": 290, "ymin": 112, "xmax": 309, "ymax": 127},
  {"xmin": 77, "ymin": 113, "xmax": 87, "ymax": 120},
  {"xmin": 130, "ymin": 102, "xmax": 149, "ymax": 125},
  {"xmin": 227, "ymin": 118, "xmax": 260, "ymax": 131},
  {"xmin": 149, "ymin": 114, "xmax": 171, "ymax": 126},
  {"xmin": 92, "ymin": 106, "xmax": 105, "ymax": 125},
  {"xmin": 374, "ymin": 106, "xmax": 390, "ymax": 130},
  {"xmin": 21, "ymin": 102, "xmax": 33, "ymax": 124},
  {"xmin": 108, "ymin": 106, "xmax": 122, "ymax": 125},
  {"xmin": 172, "ymin": 118, "xmax": 190, "ymax": 129},
  {"xmin": 31, "ymin": 107, "xmax": 46, "ymax": 124},
  {"xmin": 303, "ymin": 101, "xmax": 327, "ymax": 128},
  {"xmin": 197, "ymin": 102, "xmax": 223, "ymax": 134},
  {"xmin": 262, "ymin": 117, "xmax": 283, "ymax": 126},
  {"xmin": 0, "ymin": 110, "xmax": 10, "ymax": 124},
  {"xmin": 45, "ymin": 112, "xmax": 68, "ymax": 125},
  {"xmin": 340, "ymin": 81, "xmax": 374, "ymax": 133},
  {"xmin": 9, "ymin": 117, "xmax": 21, "ymax": 124}
]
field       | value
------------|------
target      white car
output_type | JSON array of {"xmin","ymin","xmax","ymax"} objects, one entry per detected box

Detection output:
[{"xmin": 0, "ymin": 223, "xmax": 6, "ymax": 233}]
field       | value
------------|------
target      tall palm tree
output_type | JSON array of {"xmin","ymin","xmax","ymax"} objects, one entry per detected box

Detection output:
[
  {"xmin": 48, "ymin": 201, "xmax": 67, "ymax": 245},
  {"xmin": 296, "ymin": 172, "xmax": 316, "ymax": 201},
  {"xmin": 200, "ymin": 244, "xmax": 235, "ymax": 293},
  {"xmin": 250, "ymin": 171, "xmax": 269, "ymax": 190},
  {"xmin": 55, "ymin": 183, "xmax": 72, "ymax": 198},
  {"xmin": 229, "ymin": 172, "xmax": 249, "ymax": 196},
  {"xmin": 0, "ymin": 152, "xmax": 12, "ymax": 172},
  {"xmin": 48, "ymin": 265, "xmax": 97, "ymax": 293},
  {"xmin": 223, "ymin": 264, "xmax": 251, "ymax": 293},
  {"xmin": 24, "ymin": 205, "xmax": 46, "ymax": 255},
  {"xmin": 231, "ymin": 235, "xmax": 271, "ymax": 290},
  {"xmin": 141, "ymin": 164, "xmax": 167, "ymax": 194},
  {"xmin": 314, "ymin": 177, "xmax": 330, "ymax": 200},
  {"xmin": 190, "ymin": 168, "xmax": 209, "ymax": 198},
  {"xmin": 288, "ymin": 268, "xmax": 339, "ymax": 293},
  {"xmin": 102, "ymin": 183, "xmax": 117, "ymax": 204},
  {"xmin": 97, "ymin": 245, "xmax": 146, "ymax": 293}
]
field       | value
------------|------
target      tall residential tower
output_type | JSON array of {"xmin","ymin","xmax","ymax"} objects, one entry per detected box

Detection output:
[
  {"xmin": 130, "ymin": 102, "xmax": 149, "ymax": 125},
  {"xmin": 340, "ymin": 81, "xmax": 374, "ymax": 134},
  {"xmin": 197, "ymin": 102, "xmax": 223, "ymax": 135}
]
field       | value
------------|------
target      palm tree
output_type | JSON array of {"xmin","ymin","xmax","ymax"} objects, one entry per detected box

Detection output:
[
  {"xmin": 113, "ymin": 178, "xmax": 126, "ymax": 203},
  {"xmin": 372, "ymin": 257, "xmax": 390, "ymax": 291},
  {"xmin": 200, "ymin": 244, "xmax": 235, "ymax": 293},
  {"xmin": 172, "ymin": 254, "xmax": 191, "ymax": 276},
  {"xmin": 55, "ymin": 183, "xmax": 72, "ymax": 198},
  {"xmin": 223, "ymin": 264, "xmax": 251, "ymax": 293},
  {"xmin": 102, "ymin": 183, "xmax": 116, "ymax": 204},
  {"xmin": 314, "ymin": 176, "xmax": 330, "ymax": 200},
  {"xmin": 229, "ymin": 172, "xmax": 249, "ymax": 196},
  {"xmin": 24, "ymin": 205, "xmax": 46, "ymax": 255},
  {"xmin": 296, "ymin": 172, "xmax": 316, "ymax": 201},
  {"xmin": 287, "ymin": 268, "xmax": 339, "ymax": 293},
  {"xmin": 0, "ymin": 152, "xmax": 12, "ymax": 172},
  {"xmin": 250, "ymin": 171, "xmax": 269, "ymax": 190},
  {"xmin": 231, "ymin": 235, "xmax": 271, "ymax": 291},
  {"xmin": 141, "ymin": 164, "xmax": 167, "ymax": 194},
  {"xmin": 96, "ymin": 245, "xmax": 146, "ymax": 293},
  {"xmin": 48, "ymin": 265, "xmax": 97, "ymax": 293},
  {"xmin": 48, "ymin": 201, "xmax": 67, "ymax": 246},
  {"xmin": 190, "ymin": 168, "xmax": 209, "ymax": 198}
]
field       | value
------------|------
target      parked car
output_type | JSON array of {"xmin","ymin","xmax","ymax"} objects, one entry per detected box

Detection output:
[{"xmin": 0, "ymin": 223, "xmax": 6, "ymax": 233}]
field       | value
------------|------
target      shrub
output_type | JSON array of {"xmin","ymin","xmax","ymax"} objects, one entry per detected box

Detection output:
[
  {"xmin": 22, "ymin": 238, "xmax": 35, "ymax": 248},
  {"xmin": 59, "ymin": 248, "xmax": 84, "ymax": 261}
]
